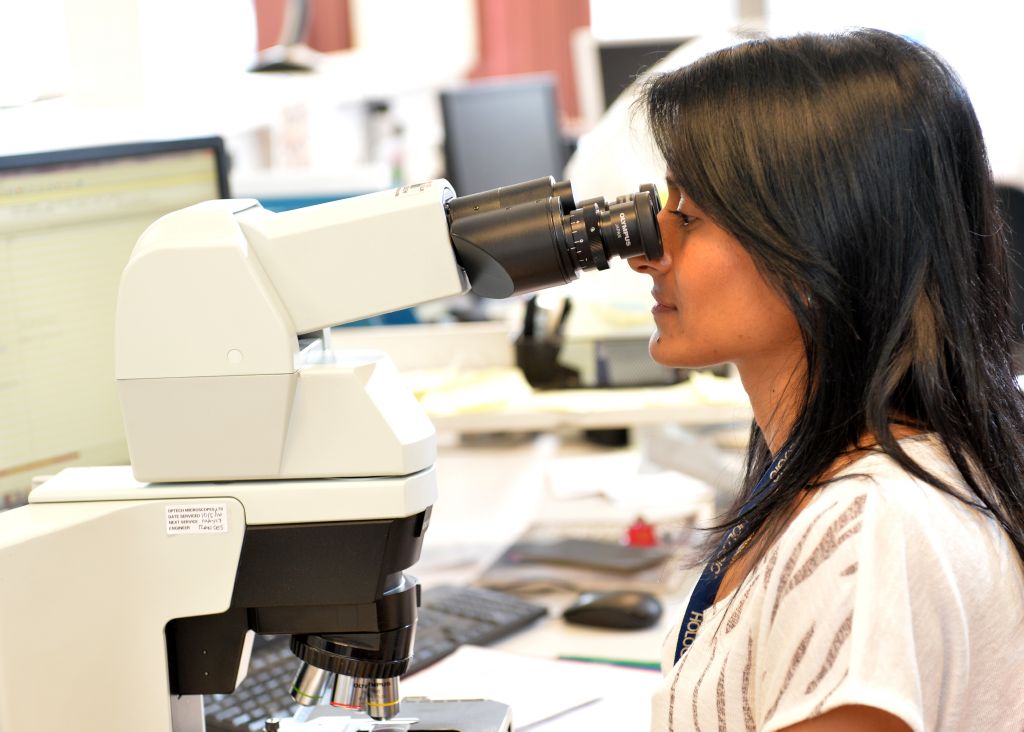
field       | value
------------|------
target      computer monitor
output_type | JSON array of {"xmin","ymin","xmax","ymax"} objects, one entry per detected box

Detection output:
[
  {"xmin": 571, "ymin": 31, "xmax": 691, "ymax": 130},
  {"xmin": 441, "ymin": 74, "xmax": 568, "ymax": 196},
  {"xmin": 597, "ymin": 38, "xmax": 688, "ymax": 110},
  {"xmin": 0, "ymin": 137, "xmax": 230, "ymax": 509}
]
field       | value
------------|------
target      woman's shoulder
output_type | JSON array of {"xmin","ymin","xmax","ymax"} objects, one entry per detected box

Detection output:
[
  {"xmin": 792, "ymin": 435, "xmax": 971, "ymax": 532},
  {"xmin": 768, "ymin": 434, "xmax": 1018, "ymax": 591},
  {"xmin": 747, "ymin": 435, "xmax": 1024, "ymax": 731}
]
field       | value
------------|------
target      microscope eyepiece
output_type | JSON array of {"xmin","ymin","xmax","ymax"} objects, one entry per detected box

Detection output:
[{"xmin": 447, "ymin": 176, "xmax": 663, "ymax": 299}]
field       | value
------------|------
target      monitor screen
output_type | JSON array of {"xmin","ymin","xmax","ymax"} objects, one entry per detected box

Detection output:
[
  {"xmin": 598, "ymin": 39, "xmax": 687, "ymax": 110},
  {"xmin": 0, "ymin": 137, "xmax": 229, "ymax": 509},
  {"xmin": 441, "ymin": 74, "xmax": 568, "ymax": 196}
]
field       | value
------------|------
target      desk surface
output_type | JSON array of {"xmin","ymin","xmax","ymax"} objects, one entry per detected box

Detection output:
[
  {"xmin": 431, "ymin": 398, "xmax": 751, "ymax": 434},
  {"xmin": 415, "ymin": 434, "xmax": 706, "ymax": 730},
  {"xmin": 417, "ymin": 368, "xmax": 753, "ymax": 435}
]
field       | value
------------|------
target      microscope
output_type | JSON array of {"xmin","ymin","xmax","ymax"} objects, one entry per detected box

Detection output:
[{"xmin": 0, "ymin": 177, "xmax": 660, "ymax": 732}]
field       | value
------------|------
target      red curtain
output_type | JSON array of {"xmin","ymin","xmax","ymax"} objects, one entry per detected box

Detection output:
[
  {"xmin": 469, "ymin": 0, "xmax": 590, "ymax": 122},
  {"xmin": 252, "ymin": 0, "xmax": 589, "ymax": 121},
  {"xmin": 253, "ymin": 0, "xmax": 352, "ymax": 52}
]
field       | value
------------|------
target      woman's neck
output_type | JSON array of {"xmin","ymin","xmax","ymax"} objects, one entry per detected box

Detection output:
[
  {"xmin": 736, "ymin": 352, "xmax": 806, "ymax": 454},
  {"xmin": 738, "ymin": 348, "xmax": 925, "ymax": 468}
]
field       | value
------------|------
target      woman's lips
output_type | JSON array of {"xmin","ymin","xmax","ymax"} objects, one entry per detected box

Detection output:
[{"xmin": 652, "ymin": 292, "xmax": 676, "ymax": 315}]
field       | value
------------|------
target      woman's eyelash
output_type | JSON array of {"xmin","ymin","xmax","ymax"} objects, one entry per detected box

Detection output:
[{"xmin": 671, "ymin": 210, "xmax": 694, "ymax": 226}]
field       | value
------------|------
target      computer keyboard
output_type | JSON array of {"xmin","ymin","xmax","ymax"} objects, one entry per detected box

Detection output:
[{"xmin": 204, "ymin": 584, "xmax": 547, "ymax": 732}]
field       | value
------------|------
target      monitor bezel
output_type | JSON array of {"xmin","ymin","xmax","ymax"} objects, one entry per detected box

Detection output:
[
  {"xmin": 0, "ymin": 136, "xmax": 231, "ymax": 198},
  {"xmin": 440, "ymin": 73, "xmax": 566, "ymax": 197}
]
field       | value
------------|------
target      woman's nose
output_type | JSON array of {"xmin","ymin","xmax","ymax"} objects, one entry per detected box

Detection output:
[{"xmin": 628, "ymin": 250, "xmax": 671, "ymax": 275}]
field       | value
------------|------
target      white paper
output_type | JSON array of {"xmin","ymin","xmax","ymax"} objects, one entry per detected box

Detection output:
[
  {"xmin": 545, "ymin": 449, "xmax": 713, "ymax": 511},
  {"xmin": 400, "ymin": 645, "xmax": 660, "ymax": 729}
]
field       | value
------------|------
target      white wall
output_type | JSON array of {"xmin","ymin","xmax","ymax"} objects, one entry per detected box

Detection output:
[{"xmin": 589, "ymin": 0, "xmax": 740, "ymax": 40}]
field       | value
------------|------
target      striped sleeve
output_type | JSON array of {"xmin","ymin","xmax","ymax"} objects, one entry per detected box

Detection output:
[{"xmin": 754, "ymin": 485, "xmax": 928, "ymax": 732}]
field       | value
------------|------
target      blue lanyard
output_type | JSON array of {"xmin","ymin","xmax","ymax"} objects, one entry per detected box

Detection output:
[{"xmin": 673, "ymin": 446, "xmax": 791, "ymax": 664}]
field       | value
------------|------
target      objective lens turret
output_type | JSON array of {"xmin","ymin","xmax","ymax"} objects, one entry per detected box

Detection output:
[{"xmin": 286, "ymin": 574, "xmax": 417, "ymax": 721}]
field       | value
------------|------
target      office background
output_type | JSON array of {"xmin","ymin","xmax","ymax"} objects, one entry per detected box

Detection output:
[
  {"xmin": 4, "ymin": 0, "xmax": 1024, "ymax": 522},
  {"xmin": 3, "ymin": 0, "xmax": 1024, "ymax": 183},
  {"xmin": 3, "ymin": 0, "xmax": 1024, "ymax": 524},
  {"xmin": 3, "ymin": 3, "xmax": 1024, "ymax": 728}
]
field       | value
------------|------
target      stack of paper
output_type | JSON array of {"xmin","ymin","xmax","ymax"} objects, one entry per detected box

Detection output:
[{"xmin": 400, "ymin": 645, "xmax": 662, "ymax": 730}]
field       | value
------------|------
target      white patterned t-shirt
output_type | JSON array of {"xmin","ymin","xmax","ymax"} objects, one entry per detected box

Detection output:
[{"xmin": 652, "ymin": 437, "xmax": 1024, "ymax": 731}]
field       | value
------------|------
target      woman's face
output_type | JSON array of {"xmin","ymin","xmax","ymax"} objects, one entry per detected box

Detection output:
[{"xmin": 628, "ymin": 175, "xmax": 803, "ymax": 372}]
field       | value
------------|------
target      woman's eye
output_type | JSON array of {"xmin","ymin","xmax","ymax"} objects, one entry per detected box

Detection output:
[{"xmin": 671, "ymin": 210, "xmax": 694, "ymax": 227}]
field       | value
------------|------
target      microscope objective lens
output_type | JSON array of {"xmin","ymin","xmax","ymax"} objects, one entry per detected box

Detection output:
[
  {"xmin": 290, "ymin": 662, "xmax": 329, "ymax": 706},
  {"xmin": 366, "ymin": 677, "xmax": 401, "ymax": 721},
  {"xmin": 330, "ymin": 674, "xmax": 368, "ymax": 711}
]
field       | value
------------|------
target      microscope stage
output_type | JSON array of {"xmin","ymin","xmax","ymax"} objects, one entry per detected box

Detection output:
[{"xmin": 272, "ymin": 698, "xmax": 512, "ymax": 731}]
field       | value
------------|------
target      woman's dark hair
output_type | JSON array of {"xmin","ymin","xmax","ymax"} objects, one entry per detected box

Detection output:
[{"xmin": 639, "ymin": 28, "xmax": 1024, "ymax": 563}]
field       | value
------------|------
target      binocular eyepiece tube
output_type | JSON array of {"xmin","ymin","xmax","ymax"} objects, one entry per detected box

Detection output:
[{"xmin": 447, "ymin": 176, "xmax": 663, "ymax": 299}]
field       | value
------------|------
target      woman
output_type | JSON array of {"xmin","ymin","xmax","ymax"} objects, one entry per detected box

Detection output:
[{"xmin": 628, "ymin": 29, "xmax": 1024, "ymax": 731}]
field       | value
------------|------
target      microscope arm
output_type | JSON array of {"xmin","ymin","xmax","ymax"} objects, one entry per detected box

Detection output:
[
  {"xmin": 116, "ymin": 181, "xmax": 466, "ymax": 383},
  {"xmin": 234, "ymin": 182, "xmax": 468, "ymax": 335}
]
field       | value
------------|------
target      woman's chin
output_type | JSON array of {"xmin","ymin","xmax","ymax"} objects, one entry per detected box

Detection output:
[
  {"xmin": 648, "ymin": 332, "xmax": 716, "ymax": 370},
  {"xmin": 648, "ymin": 331, "xmax": 683, "ymax": 367}
]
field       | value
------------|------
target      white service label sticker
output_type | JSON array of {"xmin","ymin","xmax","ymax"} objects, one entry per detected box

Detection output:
[{"xmin": 166, "ymin": 503, "xmax": 229, "ymax": 535}]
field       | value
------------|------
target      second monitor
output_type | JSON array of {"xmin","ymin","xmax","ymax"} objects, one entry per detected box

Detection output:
[{"xmin": 441, "ymin": 74, "xmax": 570, "ymax": 196}]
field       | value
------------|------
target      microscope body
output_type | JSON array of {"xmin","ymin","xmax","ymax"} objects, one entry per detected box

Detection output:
[
  {"xmin": 0, "ymin": 175, "xmax": 661, "ymax": 731},
  {"xmin": 0, "ymin": 182, "xmax": 462, "ymax": 732}
]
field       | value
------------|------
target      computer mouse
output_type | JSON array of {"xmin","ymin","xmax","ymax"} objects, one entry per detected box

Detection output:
[{"xmin": 562, "ymin": 590, "xmax": 663, "ymax": 630}]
